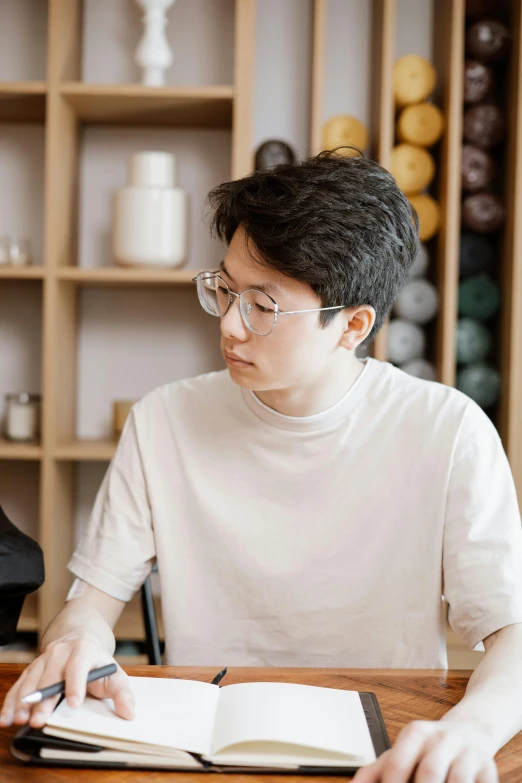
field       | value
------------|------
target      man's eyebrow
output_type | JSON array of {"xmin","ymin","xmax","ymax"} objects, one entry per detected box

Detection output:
[{"xmin": 219, "ymin": 261, "xmax": 281, "ymax": 295}]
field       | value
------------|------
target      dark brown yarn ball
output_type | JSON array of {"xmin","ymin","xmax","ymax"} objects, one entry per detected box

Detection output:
[
  {"xmin": 464, "ymin": 60, "xmax": 495, "ymax": 104},
  {"xmin": 462, "ymin": 193, "xmax": 504, "ymax": 233},
  {"xmin": 461, "ymin": 145, "xmax": 496, "ymax": 192},
  {"xmin": 254, "ymin": 140, "xmax": 296, "ymax": 170},
  {"xmin": 466, "ymin": 19, "xmax": 511, "ymax": 63},
  {"xmin": 465, "ymin": 0, "xmax": 497, "ymax": 18},
  {"xmin": 463, "ymin": 104, "xmax": 505, "ymax": 148}
]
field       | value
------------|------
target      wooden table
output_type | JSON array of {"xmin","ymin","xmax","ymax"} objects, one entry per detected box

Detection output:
[{"xmin": 1, "ymin": 664, "xmax": 522, "ymax": 782}]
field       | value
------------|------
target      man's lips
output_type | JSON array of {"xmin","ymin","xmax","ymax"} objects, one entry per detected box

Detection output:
[{"xmin": 224, "ymin": 352, "xmax": 253, "ymax": 365}]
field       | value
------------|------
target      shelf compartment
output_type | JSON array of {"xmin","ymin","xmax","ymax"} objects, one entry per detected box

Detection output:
[
  {"xmin": 54, "ymin": 439, "xmax": 116, "ymax": 461},
  {"xmin": 0, "ymin": 266, "xmax": 45, "ymax": 280},
  {"xmin": 57, "ymin": 267, "xmax": 201, "ymax": 286},
  {"xmin": 59, "ymin": 83, "xmax": 234, "ymax": 127},
  {"xmin": 0, "ymin": 82, "xmax": 47, "ymax": 123},
  {"xmin": 0, "ymin": 439, "xmax": 42, "ymax": 460}
]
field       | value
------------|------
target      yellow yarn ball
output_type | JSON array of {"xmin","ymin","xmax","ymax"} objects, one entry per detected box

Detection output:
[
  {"xmin": 393, "ymin": 55, "xmax": 437, "ymax": 107},
  {"xmin": 390, "ymin": 144, "xmax": 435, "ymax": 195},
  {"xmin": 397, "ymin": 102, "xmax": 444, "ymax": 147},
  {"xmin": 408, "ymin": 194, "xmax": 441, "ymax": 241},
  {"xmin": 322, "ymin": 115, "xmax": 369, "ymax": 155}
]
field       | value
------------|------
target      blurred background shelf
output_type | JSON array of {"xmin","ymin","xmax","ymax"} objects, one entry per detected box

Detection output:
[
  {"xmin": 56, "ymin": 267, "xmax": 200, "ymax": 286},
  {"xmin": 54, "ymin": 439, "xmax": 116, "ymax": 461},
  {"xmin": 0, "ymin": 267, "xmax": 45, "ymax": 280},
  {"xmin": 0, "ymin": 81, "xmax": 47, "ymax": 123},
  {"xmin": 59, "ymin": 83, "xmax": 234, "ymax": 127},
  {"xmin": 0, "ymin": 439, "xmax": 42, "ymax": 460}
]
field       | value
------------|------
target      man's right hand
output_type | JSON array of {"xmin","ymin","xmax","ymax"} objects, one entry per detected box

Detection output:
[{"xmin": 0, "ymin": 632, "xmax": 135, "ymax": 729}]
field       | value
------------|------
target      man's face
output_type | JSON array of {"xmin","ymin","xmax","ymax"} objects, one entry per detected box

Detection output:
[{"xmin": 219, "ymin": 227, "xmax": 351, "ymax": 392}]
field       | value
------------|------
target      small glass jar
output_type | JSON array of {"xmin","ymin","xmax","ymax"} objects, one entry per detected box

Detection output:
[
  {"xmin": 4, "ymin": 393, "xmax": 41, "ymax": 442},
  {"xmin": 9, "ymin": 238, "xmax": 32, "ymax": 266}
]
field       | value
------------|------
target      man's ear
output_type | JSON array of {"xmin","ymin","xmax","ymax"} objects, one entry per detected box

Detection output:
[{"xmin": 339, "ymin": 306, "xmax": 376, "ymax": 351}]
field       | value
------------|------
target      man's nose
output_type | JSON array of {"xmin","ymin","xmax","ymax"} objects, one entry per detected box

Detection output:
[{"xmin": 220, "ymin": 295, "xmax": 250, "ymax": 341}]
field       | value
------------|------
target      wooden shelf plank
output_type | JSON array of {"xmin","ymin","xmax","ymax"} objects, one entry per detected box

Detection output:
[
  {"xmin": 0, "ymin": 82, "xmax": 47, "ymax": 123},
  {"xmin": 0, "ymin": 266, "xmax": 45, "ymax": 280},
  {"xmin": 60, "ymin": 83, "xmax": 234, "ymax": 127},
  {"xmin": 57, "ymin": 267, "xmax": 201, "ymax": 286},
  {"xmin": 0, "ymin": 439, "xmax": 42, "ymax": 460},
  {"xmin": 115, "ymin": 594, "xmax": 164, "ymax": 641},
  {"xmin": 54, "ymin": 439, "xmax": 116, "ymax": 461}
]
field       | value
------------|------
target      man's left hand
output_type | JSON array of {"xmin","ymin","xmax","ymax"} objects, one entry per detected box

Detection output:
[{"xmin": 352, "ymin": 719, "xmax": 498, "ymax": 783}]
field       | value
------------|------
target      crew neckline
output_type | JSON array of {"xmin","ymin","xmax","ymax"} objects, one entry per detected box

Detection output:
[{"xmin": 241, "ymin": 358, "xmax": 382, "ymax": 432}]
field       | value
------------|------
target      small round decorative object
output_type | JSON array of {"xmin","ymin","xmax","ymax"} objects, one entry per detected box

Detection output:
[
  {"xmin": 390, "ymin": 144, "xmax": 435, "ymax": 195},
  {"xmin": 254, "ymin": 140, "xmax": 296, "ymax": 170},
  {"xmin": 409, "ymin": 243, "xmax": 430, "ymax": 278},
  {"xmin": 387, "ymin": 318, "xmax": 426, "ymax": 364},
  {"xmin": 466, "ymin": 19, "xmax": 511, "ymax": 63},
  {"xmin": 394, "ymin": 279, "xmax": 439, "ymax": 324},
  {"xmin": 408, "ymin": 194, "xmax": 441, "ymax": 241},
  {"xmin": 459, "ymin": 232, "xmax": 495, "ymax": 277},
  {"xmin": 462, "ymin": 192, "xmax": 504, "ymax": 233},
  {"xmin": 461, "ymin": 145, "xmax": 496, "ymax": 192},
  {"xmin": 464, "ymin": 60, "xmax": 495, "ymax": 104},
  {"xmin": 401, "ymin": 358, "xmax": 437, "ymax": 382},
  {"xmin": 465, "ymin": 0, "xmax": 497, "ymax": 18},
  {"xmin": 396, "ymin": 103, "xmax": 444, "ymax": 147},
  {"xmin": 393, "ymin": 54, "xmax": 437, "ymax": 107},
  {"xmin": 463, "ymin": 104, "xmax": 505, "ymax": 149},
  {"xmin": 458, "ymin": 273, "xmax": 501, "ymax": 320},
  {"xmin": 456, "ymin": 363, "xmax": 501, "ymax": 408},
  {"xmin": 322, "ymin": 115, "xmax": 369, "ymax": 155},
  {"xmin": 456, "ymin": 318, "xmax": 492, "ymax": 363}
]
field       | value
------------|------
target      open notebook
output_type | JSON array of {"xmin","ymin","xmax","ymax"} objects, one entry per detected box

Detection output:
[{"xmin": 12, "ymin": 676, "xmax": 390, "ymax": 773}]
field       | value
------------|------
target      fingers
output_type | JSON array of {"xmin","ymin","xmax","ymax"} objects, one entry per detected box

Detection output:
[
  {"xmin": 87, "ymin": 666, "xmax": 135, "ymax": 720},
  {"xmin": 0, "ymin": 656, "xmax": 46, "ymax": 726},
  {"xmin": 447, "ymin": 753, "xmax": 498, "ymax": 783}
]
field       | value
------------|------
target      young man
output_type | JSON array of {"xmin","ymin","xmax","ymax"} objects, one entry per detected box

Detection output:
[{"xmin": 2, "ymin": 152, "xmax": 522, "ymax": 783}]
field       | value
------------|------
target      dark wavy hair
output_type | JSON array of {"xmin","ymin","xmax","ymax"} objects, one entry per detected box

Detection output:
[{"xmin": 206, "ymin": 149, "xmax": 419, "ymax": 339}]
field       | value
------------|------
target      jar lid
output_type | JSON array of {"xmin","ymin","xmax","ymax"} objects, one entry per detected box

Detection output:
[{"xmin": 5, "ymin": 393, "xmax": 42, "ymax": 404}]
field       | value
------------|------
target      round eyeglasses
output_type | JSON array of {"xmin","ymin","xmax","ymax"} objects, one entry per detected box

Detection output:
[{"xmin": 193, "ymin": 271, "xmax": 347, "ymax": 336}]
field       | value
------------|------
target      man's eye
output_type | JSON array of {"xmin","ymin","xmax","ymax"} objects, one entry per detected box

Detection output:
[
  {"xmin": 256, "ymin": 303, "xmax": 273, "ymax": 314},
  {"xmin": 218, "ymin": 286, "xmax": 229, "ymax": 295}
]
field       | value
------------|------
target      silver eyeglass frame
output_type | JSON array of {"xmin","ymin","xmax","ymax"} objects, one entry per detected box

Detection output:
[{"xmin": 192, "ymin": 271, "xmax": 347, "ymax": 336}]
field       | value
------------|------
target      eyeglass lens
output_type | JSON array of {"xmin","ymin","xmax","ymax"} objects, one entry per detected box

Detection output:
[{"xmin": 197, "ymin": 273, "xmax": 276, "ymax": 336}]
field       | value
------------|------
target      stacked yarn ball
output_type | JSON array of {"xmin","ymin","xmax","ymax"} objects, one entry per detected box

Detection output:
[
  {"xmin": 456, "ymin": 7, "xmax": 511, "ymax": 409},
  {"xmin": 388, "ymin": 54, "xmax": 442, "ymax": 380}
]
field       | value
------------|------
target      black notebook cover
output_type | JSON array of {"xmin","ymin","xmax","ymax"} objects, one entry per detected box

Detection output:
[{"xmin": 11, "ymin": 691, "xmax": 391, "ymax": 775}]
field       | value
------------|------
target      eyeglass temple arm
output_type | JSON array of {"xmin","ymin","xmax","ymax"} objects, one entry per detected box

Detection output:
[{"xmin": 279, "ymin": 305, "xmax": 347, "ymax": 315}]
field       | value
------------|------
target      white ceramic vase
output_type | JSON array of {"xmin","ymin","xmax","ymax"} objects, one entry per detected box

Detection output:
[
  {"xmin": 135, "ymin": 0, "xmax": 176, "ymax": 87},
  {"xmin": 113, "ymin": 151, "xmax": 188, "ymax": 268}
]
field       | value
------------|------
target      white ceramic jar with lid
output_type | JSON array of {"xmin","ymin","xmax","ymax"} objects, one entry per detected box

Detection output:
[{"xmin": 113, "ymin": 151, "xmax": 188, "ymax": 268}]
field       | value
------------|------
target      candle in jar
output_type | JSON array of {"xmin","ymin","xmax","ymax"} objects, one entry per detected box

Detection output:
[{"xmin": 5, "ymin": 393, "xmax": 41, "ymax": 442}]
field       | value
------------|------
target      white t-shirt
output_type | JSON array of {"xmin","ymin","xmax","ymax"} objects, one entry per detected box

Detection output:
[{"xmin": 68, "ymin": 359, "xmax": 522, "ymax": 668}]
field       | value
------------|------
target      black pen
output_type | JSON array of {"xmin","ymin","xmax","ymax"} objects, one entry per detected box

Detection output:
[
  {"xmin": 21, "ymin": 663, "xmax": 118, "ymax": 705},
  {"xmin": 211, "ymin": 667, "xmax": 227, "ymax": 686}
]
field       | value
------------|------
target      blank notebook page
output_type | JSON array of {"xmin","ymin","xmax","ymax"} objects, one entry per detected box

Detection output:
[
  {"xmin": 44, "ymin": 677, "xmax": 220, "ymax": 756},
  {"xmin": 210, "ymin": 682, "xmax": 377, "ymax": 763}
]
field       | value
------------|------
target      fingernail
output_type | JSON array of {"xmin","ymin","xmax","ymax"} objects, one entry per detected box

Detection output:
[
  {"xmin": 68, "ymin": 697, "xmax": 79, "ymax": 709},
  {"xmin": 0, "ymin": 713, "xmax": 10, "ymax": 726},
  {"xmin": 15, "ymin": 710, "xmax": 29, "ymax": 722}
]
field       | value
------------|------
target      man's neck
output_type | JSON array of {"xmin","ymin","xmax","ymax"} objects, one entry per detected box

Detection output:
[{"xmin": 253, "ymin": 352, "xmax": 365, "ymax": 418}]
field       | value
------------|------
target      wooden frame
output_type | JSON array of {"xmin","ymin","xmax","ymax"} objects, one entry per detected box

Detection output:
[{"xmin": 0, "ymin": 0, "xmax": 256, "ymax": 651}]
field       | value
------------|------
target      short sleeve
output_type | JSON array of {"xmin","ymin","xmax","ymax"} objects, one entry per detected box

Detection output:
[
  {"xmin": 67, "ymin": 408, "xmax": 156, "ymax": 602},
  {"xmin": 443, "ymin": 400, "xmax": 522, "ymax": 649}
]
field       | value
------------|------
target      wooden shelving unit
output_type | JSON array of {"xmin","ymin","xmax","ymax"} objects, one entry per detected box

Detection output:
[
  {"xmin": 2, "ymin": 0, "xmax": 521, "ymax": 672},
  {"xmin": 56, "ymin": 267, "xmax": 200, "ymax": 286},
  {"xmin": 0, "ymin": 81, "xmax": 47, "ymax": 123}
]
